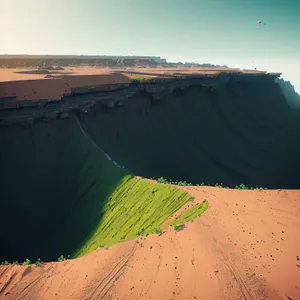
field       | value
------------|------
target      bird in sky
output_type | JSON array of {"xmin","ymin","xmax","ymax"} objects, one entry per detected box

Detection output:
[{"xmin": 257, "ymin": 20, "xmax": 267, "ymax": 28}]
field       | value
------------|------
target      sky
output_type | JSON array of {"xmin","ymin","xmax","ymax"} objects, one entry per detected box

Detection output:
[{"xmin": 1, "ymin": 0, "xmax": 299, "ymax": 92}]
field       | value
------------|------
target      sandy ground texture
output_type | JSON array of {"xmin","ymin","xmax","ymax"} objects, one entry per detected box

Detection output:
[
  {"xmin": 0, "ymin": 186, "xmax": 299, "ymax": 300},
  {"xmin": 0, "ymin": 67, "xmax": 277, "ymax": 84},
  {"xmin": 0, "ymin": 70, "xmax": 132, "ymax": 101},
  {"xmin": 0, "ymin": 67, "xmax": 280, "ymax": 102},
  {"xmin": 0, "ymin": 67, "xmax": 267, "ymax": 82},
  {"xmin": 0, "ymin": 68, "xmax": 116, "ymax": 82}
]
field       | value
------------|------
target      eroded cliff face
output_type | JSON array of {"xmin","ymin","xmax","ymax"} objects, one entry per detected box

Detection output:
[
  {"xmin": 275, "ymin": 78, "xmax": 300, "ymax": 110},
  {"xmin": 79, "ymin": 76, "xmax": 300, "ymax": 188},
  {"xmin": 0, "ymin": 115, "xmax": 128, "ymax": 261},
  {"xmin": 1, "ymin": 74, "xmax": 300, "ymax": 262}
]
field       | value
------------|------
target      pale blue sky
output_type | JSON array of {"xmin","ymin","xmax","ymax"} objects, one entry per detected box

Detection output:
[{"xmin": 1, "ymin": 0, "xmax": 299, "ymax": 91}]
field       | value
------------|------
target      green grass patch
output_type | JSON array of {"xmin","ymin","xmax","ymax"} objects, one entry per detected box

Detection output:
[
  {"xmin": 132, "ymin": 74, "xmax": 146, "ymax": 81},
  {"xmin": 131, "ymin": 74, "xmax": 153, "ymax": 83},
  {"xmin": 74, "ymin": 175, "xmax": 192, "ymax": 257},
  {"xmin": 162, "ymin": 200, "xmax": 208, "ymax": 229}
]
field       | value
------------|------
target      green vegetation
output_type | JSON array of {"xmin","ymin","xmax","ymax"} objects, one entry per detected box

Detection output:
[
  {"xmin": 234, "ymin": 183, "xmax": 247, "ymax": 190},
  {"xmin": 1, "ymin": 261, "xmax": 19, "ymax": 265},
  {"xmin": 132, "ymin": 74, "xmax": 146, "ymax": 82},
  {"xmin": 173, "ymin": 225, "xmax": 180, "ymax": 231},
  {"xmin": 163, "ymin": 200, "xmax": 208, "ymax": 229},
  {"xmin": 233, "ymin": 184, "xmax": 266, "ymax": 191},
  {"xmin": 155, "ymin": 177, "xmax": 266, "ymax": 190},
  {"xmin": 58, "ymin": 255, "xmax": 66, "ymax": 262},
  {"xmin": 1, "ymin": 258, "xmax": 61, "ymax": 266},
  {"xmin": 157, "ymin": 176, "xmax": 167, "ymax": 184},
  {"xmin": 215, "ymin": 183, "xmax": 224, "ymax": 188},
  {"xmin": 131, "ymin": 74, "xmax": 153, "ymax": 83},
  {"xmin": 154, "ymin": 228, "xmax": 162, "ymax": 234},
  {"xmin": 22, "ymin": 258, "xmax": 31, "ymax": 265},
  {"xmin": 156, "ymin": 176, "xmax": 192, "ymax": 186},
  {"xmin": 1, "ymin": 259, "xmax": 41, "ymax": 266},
  {"xmin": 75, "ymin": 175, "xmax": 192, "ymax": 257}
]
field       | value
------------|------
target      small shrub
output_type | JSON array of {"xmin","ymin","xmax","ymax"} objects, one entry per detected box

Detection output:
[
  {"xmin": 215, "ymin": 183, "xmax": 224, "ymax": 188},
  {"xmin": 3, "ymin": 261, "xmax": 9, "ymax": 265},
  {"xmin": 235, "ymin": 183, "xmax": 248, "ymax": 190},
  {"xmin": 156, "ymin": 177, "xmax": 194, "ymax": 187},
  {"xmin": 132, "ymin": 74, "xmax": 143, "ymax": 81},
  {"xmin": 58, "ymin": 255, "xmax": 66, "ymax": 262},
  {"xmin": 155, "ymin": 228, "xmax": 161, "ymax": 234},
  {"xmin": 157, "ymin": 177, "xmax": 167, "ymax": 184},
  {"xmin": 174, "ymin": 225, "xmax": 180, "ymax": 231},
  {"xmin": 22, "ymin": 258, "xmax": 31, "ymax": 265},
  {"xmin": 13, "ymin": 261, "xmax": 19, "ymax": 265},
  {"xmin": 35, "ymin": 258, "xmax": 42, "ymax": 266}
]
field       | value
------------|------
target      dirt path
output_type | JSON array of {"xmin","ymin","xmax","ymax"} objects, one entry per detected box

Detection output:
[{"xmin": 1, "ymin": 187, "xmax": 299, "ymax": 300}]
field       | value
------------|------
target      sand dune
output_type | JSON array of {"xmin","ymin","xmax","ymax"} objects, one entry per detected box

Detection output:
[{"xmin": 1, "ymin": 185, "xmax": 299, "ymax": 300}]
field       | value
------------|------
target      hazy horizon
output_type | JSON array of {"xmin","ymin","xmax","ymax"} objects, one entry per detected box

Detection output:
[{"xmin": 1, "ymin": 0, "xmax": 299, "ymax": 92}]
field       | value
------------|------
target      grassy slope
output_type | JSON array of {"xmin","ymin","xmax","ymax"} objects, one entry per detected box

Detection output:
[
  {"xmin": 0, "ymin": 114, "xmax": 191, "ymax": 262},
  {"xmin": 75, "ymin": 175, "xmax": 191, "ymax": 257},
  {"xmin": 162, "ymin": 200, "xmax": 208, "ymax": 230}
]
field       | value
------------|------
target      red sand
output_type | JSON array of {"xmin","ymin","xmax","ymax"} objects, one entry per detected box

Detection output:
[
  {"xmin": 0, "ymin": 67, "xmax": 263, "ymax": 82},
  {"xmin": 1, "ymin": 186, "xmax": 299, "ymax": 300},
  {"xmin": 0, "ymin": 67, "xmax": 274, "ymax": 102},
  {"xmin": 0, "ymin": 68, "xmax": 116, "ymax": 81},
  {"xmin": 0, "ymin": 69, "xmax": 132, "ymax": 101}
]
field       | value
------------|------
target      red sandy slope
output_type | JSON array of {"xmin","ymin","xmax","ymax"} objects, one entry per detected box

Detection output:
[{"xmin": 0, "ymin": 186, "xmax": 299, "ymax": 300}]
